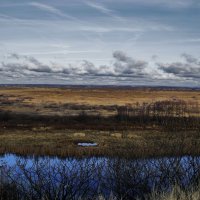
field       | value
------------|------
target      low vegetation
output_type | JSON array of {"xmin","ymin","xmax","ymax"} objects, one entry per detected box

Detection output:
[
  {"xmin": 0, "ymin": 99, "xmax": 199, "ymax": 131},
  {"xmin": 0, "ymin": 86, "xmax": 199, "ymax": 157},
  {"xmin": 0, "ymin": 101, "xmax": 199, "ymax": 158},
  {"xmin": 0, "ymin": 156, "xmax": 200, "ymax": 200},
  {"xmin": 0, "ymin": 86, "xmax": 200, "ymax": 199}
]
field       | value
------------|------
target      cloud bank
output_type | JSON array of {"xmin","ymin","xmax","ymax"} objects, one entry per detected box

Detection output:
[
  {"xmin": 0, "ymin": 51, "xmax": 199, "ymax": 86},
  {"xmin": 158, "ymin": 53, "xmax": 200, "ymax": 79}
]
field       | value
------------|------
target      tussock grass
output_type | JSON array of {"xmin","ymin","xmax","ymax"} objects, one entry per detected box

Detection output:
[{"xmin": 147, "ymin": 185, "xmax": 200, "ymax": 200}]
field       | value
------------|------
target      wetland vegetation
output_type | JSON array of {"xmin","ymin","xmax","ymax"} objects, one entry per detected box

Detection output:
[
  {"xmin": 0, "ymin": 154, "xmax": 200, "ymax": 200},
  {"xmin": 0, "ymin": 86, "xmax": 200, "ymax": 199}
]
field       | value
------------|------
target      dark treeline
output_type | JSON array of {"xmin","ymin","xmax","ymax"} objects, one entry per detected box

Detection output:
[
  {"xmin": 0, "ymin": 156, "xmax": 200, "ymax": 200},
  {"xmin": 0, "ymin": 100, "xmax": 199, "ymax": 131}
]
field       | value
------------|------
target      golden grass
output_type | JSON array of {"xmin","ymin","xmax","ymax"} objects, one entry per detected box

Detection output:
[
  {"xmin": 0, "ymin": 86, "xmax": 199, "ymax": 157},
  {"xmin": 98, "ymin": 186, "xmax": 200, "ymax": 200},
  {"xmin": 0, "ymin": 87, "xmax": 199, "ymax": 106},
  {"xmin": 0, "ymin": 86, "xmax": 199, "ymax": 117},
  {"xmin": 148, "ymin": 185, "xmax": 200, "ymax": 200},
  {"xmin": 0, "ymin": 129, "xmax": 200, "ymax": 158}
]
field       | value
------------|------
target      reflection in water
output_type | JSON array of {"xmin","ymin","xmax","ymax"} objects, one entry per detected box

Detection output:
[{"xmin": 0, "ymin": 154, "xmax": 200, "ymax": 199}]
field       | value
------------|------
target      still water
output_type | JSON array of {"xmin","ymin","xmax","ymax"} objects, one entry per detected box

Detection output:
[{"xmin": 0, "ymin": 154, "xmax": 200, "ymax": 199}]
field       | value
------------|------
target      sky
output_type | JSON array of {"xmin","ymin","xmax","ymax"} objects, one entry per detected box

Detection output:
[{"xmin": 0, "ymin": 0, "xmax": 200, "ymax": 87}]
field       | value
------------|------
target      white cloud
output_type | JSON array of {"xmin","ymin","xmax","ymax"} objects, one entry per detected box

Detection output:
[
  {"xmin": 85, "ymin": 1, "xmax": 124, "ymax": 21},
  {"xmin": 1, "ymin": 51, "xmax": 199, "ymax": 86}
]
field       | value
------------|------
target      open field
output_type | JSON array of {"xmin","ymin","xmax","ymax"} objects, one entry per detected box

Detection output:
[
  {"xmin": 0, "ymin": 86, "xmax": 199, "ymax": 158},
  {"xmin": 0, "ymin": 86, "xmax": 199, "ymax": 116}
]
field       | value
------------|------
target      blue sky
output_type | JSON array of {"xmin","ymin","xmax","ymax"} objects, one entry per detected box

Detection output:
[{"xmin": 0, "ymin": 0, "xmax": 200, "ymax": 86}]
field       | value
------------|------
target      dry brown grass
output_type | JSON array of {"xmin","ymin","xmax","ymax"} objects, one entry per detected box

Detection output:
[
  {"xmin": 148, "ymin": 185, "xmax": 200, "ymax": 200},
  {"xmin": 0, "ymin": 86, "xmax": 199, "ymax": 105},
  {"xmin": 0, "ymin": 86, "xmax": 199, "ymax": 157},
  {"xmin": 0, "ymin": 129, "xmax": 200, "ymax": 158},
  {"xmin": 0, "ymin": 86, "xmax": 199, "ymax": 116}
]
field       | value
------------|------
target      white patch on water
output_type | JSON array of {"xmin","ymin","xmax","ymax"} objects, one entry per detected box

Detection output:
[{"xmin": 77, "ymin": 142, "xmax": 98, "ymax": 147}]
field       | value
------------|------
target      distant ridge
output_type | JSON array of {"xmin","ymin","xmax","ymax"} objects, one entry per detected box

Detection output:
[{"xmin": 0, "ymin": 84, "xmax": 199, "ymax": 91}]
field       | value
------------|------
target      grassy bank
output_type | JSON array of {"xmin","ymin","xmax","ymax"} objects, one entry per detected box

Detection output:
[{"xmin": 0, "ymin": 129, "xmax": 200, "ymax": 158}]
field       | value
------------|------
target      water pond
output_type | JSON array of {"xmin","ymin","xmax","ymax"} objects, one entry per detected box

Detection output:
[
  {"xmin": 0, "ymin": 154, "xmax": 200, "ymax": 199},
  {"xmin": 77, "ymin": 142, "xmax": 98, "ymax": 147}
]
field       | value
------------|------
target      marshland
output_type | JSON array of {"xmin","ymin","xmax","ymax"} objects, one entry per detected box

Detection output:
[
  {"xmin": 0, "ymin": 86, "xmax": 200, "ymax": 199},
  {"xmin": 2, "ymin": 0, "xmax": 200, "ymax": 198}
]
